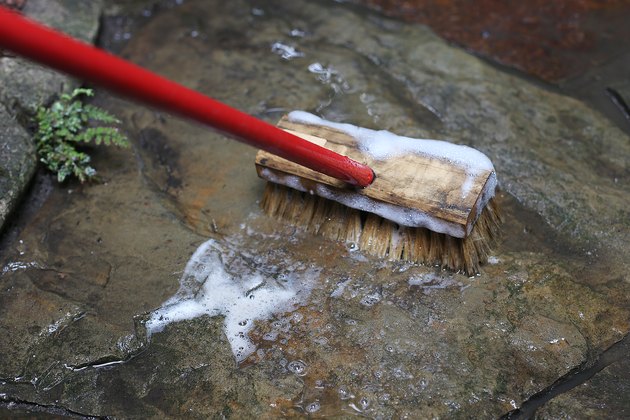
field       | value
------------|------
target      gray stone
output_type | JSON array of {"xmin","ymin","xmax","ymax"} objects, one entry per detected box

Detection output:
[
  {"xmin": 0, "ymin": 104, "xmax": 36, "ymax": 229},
  {"xmin": 0, "ymin": 0, "xmax": 104, "ymax": 114},
  {"xmin": 0, "ymin": 0, "xmax": 104, "ymax": 230},
  {"xmin": 0, "ymin": 56, "xmax": 75, "ymax": 116},
  {"xmin": 536, "ymin": 337, "xmax": 630, "ymax": 418},
  {"xmin": 22, "ymin": 0, "xmax": 103, "ymax": 42}
]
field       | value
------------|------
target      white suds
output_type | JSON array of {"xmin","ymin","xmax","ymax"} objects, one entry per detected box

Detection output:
[
  {"xmin": 330, "ymin": 278, "xmax": 351, "ymax": 298},
  {"xmin": 146, "ymin": 238, "xmax": 320, "ymax": 362},
  {"xmin": 287, "ymin": 111, "xmax": 494, "ymax": 172},
  {"xmin": 308, "ymin": 62, "xmax": 337, "ymax": 83},
  {"xmin": 271, "ymin": 42, "xmax": 304, "ymax": 60},
  {"xmin": 487, "ymin": 256, "xmax": 500, "ymax": 265},
  {"xmin": 1, "ymin": 261, "xmax": 42, "ymax": 275}
]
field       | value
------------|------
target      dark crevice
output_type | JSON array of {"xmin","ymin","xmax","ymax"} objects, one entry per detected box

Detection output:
[
  {"xmin": 0, "ymin": 168, "xmax": 56, "ymax": 255},
  {"xmin": 0, "ymin": 396, "xmax": 103, "ymax": 419},
  {"xmin": 65, "ymin": 356, "xmax": 129, "ymax": 372},
  {"xmin": 605, "ymin": 87, "xmax": 630, "ymax": 124},
  {"xmin": 502, "ymin": 332, "xmax": 630, "ymax": 419}
]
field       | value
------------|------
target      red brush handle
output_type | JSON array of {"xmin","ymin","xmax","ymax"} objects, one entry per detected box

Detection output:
[{"xmin": 0, "ymin": 7, "xmax": 374, "ymax": 187}]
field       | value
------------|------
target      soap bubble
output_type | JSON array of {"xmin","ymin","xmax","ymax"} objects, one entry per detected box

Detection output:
[
  {"xmin": 338, "ymin": 386, "xmax": 351, "ymax": 400},
  {"xmin": 287, "ymin": 360, "xmax": 307, "ymax": 376},
  {"xmin": 305, "ymin": 401, "xmax": 320, "ymax": 413},
  {"xmin": 360, "ymin": 292, "xmax": 381, "ymax": 306},
  {"xmin": 263, "ymin": 332, "xmax": 277, "ymax": 341}
]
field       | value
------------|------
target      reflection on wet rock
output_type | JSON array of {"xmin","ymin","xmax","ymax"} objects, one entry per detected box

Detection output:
[{"xmin": 0, "ymin": 0, "xmax": 628, "ymax": 417}]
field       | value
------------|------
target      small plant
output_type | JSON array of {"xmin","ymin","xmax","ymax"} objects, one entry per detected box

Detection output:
[{"xmin": 34, "ymin": 88, "xmax": 129, "ymax": 183}]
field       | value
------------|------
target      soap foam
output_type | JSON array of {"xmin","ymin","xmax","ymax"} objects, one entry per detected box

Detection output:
[
  {"xmin": 287, "ymin": 111, "xmax": 495, "ymax": 172},
  {"xmin": 146, "ymin": 237, "xmax": 320, "ymax": 362}
]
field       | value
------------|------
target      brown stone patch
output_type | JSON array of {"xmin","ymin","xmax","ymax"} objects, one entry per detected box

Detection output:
[{"xmin": 353, "ymin": 0, "xmax": 630, "ymax": 82}]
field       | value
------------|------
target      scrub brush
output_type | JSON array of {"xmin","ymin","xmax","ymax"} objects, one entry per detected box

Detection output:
[{"xmin": 256, "ymin": 112, "xmax": 501, "ymax": 275}]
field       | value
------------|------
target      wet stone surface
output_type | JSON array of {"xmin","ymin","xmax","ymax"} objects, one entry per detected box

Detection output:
[
  {"xmin": 535, "ymin": 336, "xmax": 630, "ymax": 419},
  {"xmin": 1, "ymin": 0, "xmax": 629, "ymax": 417},
  {"xmin": 0, "ymin": 103, "xmax": 36, "ymax": 228}
]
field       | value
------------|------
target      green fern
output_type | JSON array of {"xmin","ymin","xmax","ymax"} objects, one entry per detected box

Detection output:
[{"xmin": 34, "ymin": 88, "xmax": 129, "ymax": 183}]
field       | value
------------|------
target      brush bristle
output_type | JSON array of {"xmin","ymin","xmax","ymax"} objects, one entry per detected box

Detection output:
[{"xmin": 261, "ymin": 183, "xmax": 501, "ymax": 275}]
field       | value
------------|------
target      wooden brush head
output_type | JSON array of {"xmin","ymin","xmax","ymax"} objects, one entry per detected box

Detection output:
[{"xmin": 256, "ymin": 113, "xmax": 497, "ymax": 239}]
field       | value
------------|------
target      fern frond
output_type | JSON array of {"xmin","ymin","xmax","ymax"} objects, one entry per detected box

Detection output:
[
  {"xmin": 83, "ymin": 104, "xmax": 121, "ymax": 124},
  {"xmin": 33, "ymin": 87, "xmax": 129, "ymax": 183},
  {"xmin": 74, "ymin": 126, "xmax": 129, "ymax": 147},
  {"xmin": 69, "ymin": 87, "xmax": 94, "ymax": 99}
]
